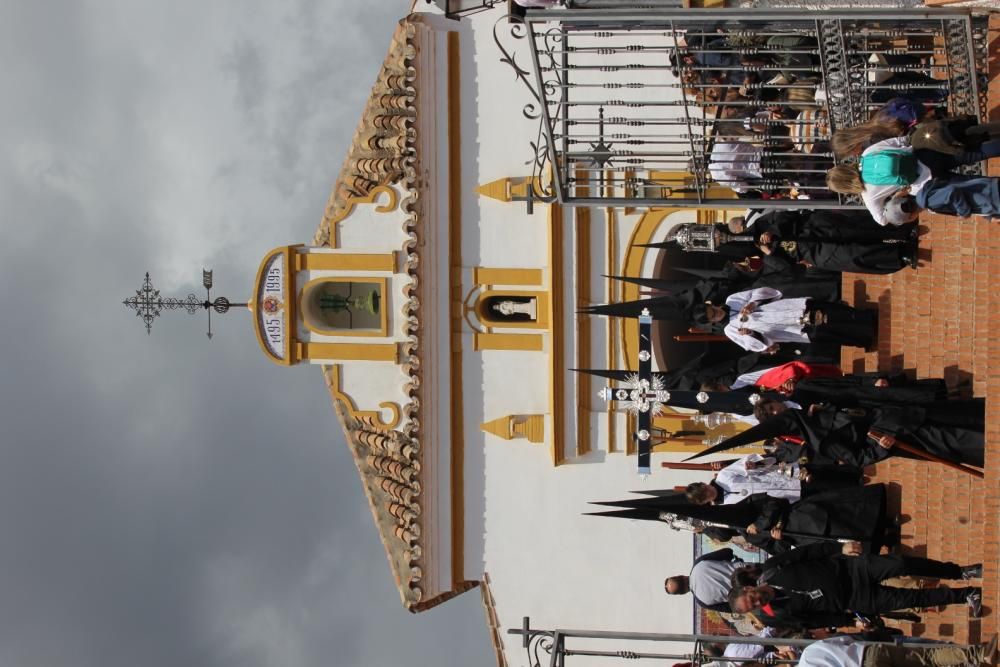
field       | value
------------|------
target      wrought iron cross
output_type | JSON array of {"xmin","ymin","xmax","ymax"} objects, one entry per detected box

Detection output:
[{"xmin": 123, "ymin": 270, "xmax": 247, "ymax": 339}]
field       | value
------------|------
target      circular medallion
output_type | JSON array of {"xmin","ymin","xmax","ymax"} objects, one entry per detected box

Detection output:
[
  {"xmin": 262, "ymin": 295, "xmax": 283, "ymax": 314},
  {"xmin": 637, "ymin": 429, "xmax": 650, "ymax": 441},
  {"xmin": 695, "ymin": 391, "xmax": 709, "ymax": 404},
  {"xmin": 638, "ymin": 350, "xmax": 651, "ymax": 362}
]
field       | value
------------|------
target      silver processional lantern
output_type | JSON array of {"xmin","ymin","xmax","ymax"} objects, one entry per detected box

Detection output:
[{"xmin": 669, "ymin": 223, "xmax": 755, "ymax": 253}]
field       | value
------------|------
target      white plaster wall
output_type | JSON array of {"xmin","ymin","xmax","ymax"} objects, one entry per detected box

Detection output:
[
  {"xmin": 335, "ymin": 362, "xmax": 411, "ymax": 419},
  {"xmin": 335, "ymin": 188, "xmax": 411, "ymax": 252},
  {"xmin": 479, "ymin": 437, "xmax": 706, "ymax": 644},
  {"xmin": 408, "ymin": 5, "xmax": 723, "ymax": 656}
]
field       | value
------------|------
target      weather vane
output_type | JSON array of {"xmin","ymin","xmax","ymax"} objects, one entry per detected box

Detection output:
[{"xmin": 123, "ymin": 270, "xmax": 247, "ymax": 339}]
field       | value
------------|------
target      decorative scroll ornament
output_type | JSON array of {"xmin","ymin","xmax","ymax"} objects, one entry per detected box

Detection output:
[
  {"xmin": 524, "ymin": 629, "xmax": 555, "ymax": 667},
  {"xmin": 492, "ymin": 14, "xmax": 560, "ymax": 204}
]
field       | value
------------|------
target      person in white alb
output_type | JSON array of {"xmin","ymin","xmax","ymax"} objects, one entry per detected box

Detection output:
[
  {"xmin": 692, "ymin": 287, "xmax": 877, "ymax": 353},
  {"xmin": 704, "ymin": 628, "xmax": 796, "ymax": 667},
  {"xmin": 796, "ymin": 634, "xmax": 996, "ymax": 667},
  {"xmin": 709, "ymin": 142, "xmax": 764, "ymax": 194},
  {"xmin": 711, "ymin": 455, "xmax": 802, "ymax": 504}
]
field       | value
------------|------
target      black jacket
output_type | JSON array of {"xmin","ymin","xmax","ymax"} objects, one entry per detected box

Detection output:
[{"xmin": 753, "ymin": 542, "xmax": 854, "ymax": 630}]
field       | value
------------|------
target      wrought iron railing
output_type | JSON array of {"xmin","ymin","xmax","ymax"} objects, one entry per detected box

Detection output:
[
  {"xmin": 494, "ymin": 8, "xmax": 990, "ymax": 209},
  {"xmin": 509, "ymin": 616, "xmax": 977, "ymax": 666}
]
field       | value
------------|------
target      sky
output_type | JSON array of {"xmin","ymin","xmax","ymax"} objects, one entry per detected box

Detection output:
[{"xmin": 0, "ymin": 1, "xmax": 494, "ymax": 666}]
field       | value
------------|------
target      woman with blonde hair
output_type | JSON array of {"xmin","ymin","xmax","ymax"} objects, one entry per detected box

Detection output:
[
  {"xmin": 831, "ymin": 116, "xmax": 906, "ymax": 159},
  {"xmin": 825, "ymin": 135, "xmax": 929, "ymax": 225}
]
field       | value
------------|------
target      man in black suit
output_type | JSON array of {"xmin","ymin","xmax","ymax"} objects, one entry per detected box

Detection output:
[
  {"xmin": 665, "ymin": 548, "xmax": 746, "ymax": 613},
  {"xmin": 727, "ymin": 541, "xmax": 982, "ymax": 630}
]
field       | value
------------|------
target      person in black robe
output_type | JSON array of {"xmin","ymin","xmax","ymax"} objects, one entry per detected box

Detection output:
[
  {"xmin": 734, "ymin": 209, "xmax": 919, "ymax": 275},
  {"xmin": 788, "ymin": 374, "xmax": 948, "ymax": 410},
  {"xmin": 744, "ymin": 360, "xmax": 949, "ymax": 410},
  {"xmin": 752, "ymin": 399, "xmax": 985, "ymax": 468},
  {"xmin": 730, "ymin": 542, "xmax": 982, "ymax": 630},
  {"xmin": 589, "ymin": 484, "xmax": 891, "ymax": 556},
  {"xmin": 685, "ymin": 481, "xmax": 889, "ymax": 555},
  {"xmin": 748, "ymin": 254, "xmax": 842, "ymax": 302}
]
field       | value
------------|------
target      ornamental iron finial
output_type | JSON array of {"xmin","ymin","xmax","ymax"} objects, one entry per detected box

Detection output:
[{"xmin": 123, "ymin": 270, "xmax": 248, "ymax": 339}]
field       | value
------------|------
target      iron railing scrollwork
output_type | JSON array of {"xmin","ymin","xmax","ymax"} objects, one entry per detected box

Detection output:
[
  {"xmin": 494, "ymin": 15, "xmax": 559, "ymax": 207},
  {"xmin": 495, "ymin": 8, "xmax": 989, "ymax": 209}
]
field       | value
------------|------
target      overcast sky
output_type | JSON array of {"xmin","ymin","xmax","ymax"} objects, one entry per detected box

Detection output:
[{"xmin": 0, "ymin": 1, "xmax": 493, "ymax": 666}]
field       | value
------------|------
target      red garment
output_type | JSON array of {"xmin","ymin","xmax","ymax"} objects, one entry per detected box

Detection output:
[
  {"xmin": 755, "ymin": 361, "xmax": 842, "ymax": 391},
  {"xmin": 778, "ymin": 435, "xmax": 805, "ymax": 446},
  {"xmin": 761, "ymin": 603, "xmax": 776, "ymax": 617}
]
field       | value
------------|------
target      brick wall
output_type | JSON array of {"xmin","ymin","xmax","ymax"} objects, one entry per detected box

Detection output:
[{"xmin": 838, "ymin": 16, "xmax": 1000, "ymax": 644}]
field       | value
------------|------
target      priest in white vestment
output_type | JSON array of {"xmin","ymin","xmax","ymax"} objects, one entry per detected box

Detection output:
[{"xmin": 692, "ymin": 287, "xmax": 877, "ymax": 353}]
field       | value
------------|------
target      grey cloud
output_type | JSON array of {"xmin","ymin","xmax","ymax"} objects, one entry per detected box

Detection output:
[{"xmin": 0, "ymin": 1, "xmax": 493, "ymax": 666}]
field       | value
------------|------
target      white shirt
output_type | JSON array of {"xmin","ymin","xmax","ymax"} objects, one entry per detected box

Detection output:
[
  {"xmin": 797, "ymin": 637, "xmax": 867, "ymax": 667},
  {"xmin": 730, "ymin": 366, "xmax": 775, "ymax": 390},
  {"xmin": 743, "ymin": 208, "xmax": 766, "ymax": 230},
  {"xmin": 860, "ymin": 136, "xmax": 932, "ymax": 226},
  {"xmin": 715, "ymin": 455, "xmax": 801, "ymax": 503},
  {"xmin": 710, "ymin": 142, "xmax": 763, "ymax": 194},
  {"xmin": 723, "ymin": 287, "xmax": 810, "ymax": 352},
  {"xmin": 710, "ymin": 628, "xmax": 783, "ymax": 667}
]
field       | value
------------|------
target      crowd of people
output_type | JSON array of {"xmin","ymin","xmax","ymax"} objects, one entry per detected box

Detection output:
[
  {"xmin": 667, "ymin": 28, "xmax": 1000, "ymax": 219},
  {"xmin": 580, "ymin": 37, "xmax": 1000, "ymax": 667}
]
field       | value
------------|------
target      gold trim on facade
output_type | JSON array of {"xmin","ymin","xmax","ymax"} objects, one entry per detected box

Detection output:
[
  {"xmin": 295, "ymin": 251, "xmax": 397, "ymax": 273},
  {"xmin": 299, "ymin": 341, "xmax": 399, "ymax": 362},
  {"xmin": 473, "ymin": 332, "xmax": 544, "ymax": 351},
  {"xmin": 326, "ymin": 365, "xmax": 403, "ymax": 429},
  {"xmin": 574, "ymin": 170, "xmax": 592, "ymax": 457},
  {"xmin": 480, "ymin": 414, "xmax": 545, "ymax": 443},
  {"xmin": 605, "ymin": 206, "xmax": 618, "ymax": 454},
  {"xmin": 547, "ymin": 199, "xmax": 565, "ymax": 466},
  {"xmin": 472, "ymin": 267, "xmax": 544, "ymax": 287},
  {"xmin": 447, "ymin": 28, "xmax": 466, "ymax": 588}
]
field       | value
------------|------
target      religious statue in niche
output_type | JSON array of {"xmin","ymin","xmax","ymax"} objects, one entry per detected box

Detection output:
[
  {"xmin": 483, "ymin": 295, "xmax": 537, "ymax": 323},
  {"xmin": 310, "ymin": 281, "xmax": 382, "ymax": 331}
]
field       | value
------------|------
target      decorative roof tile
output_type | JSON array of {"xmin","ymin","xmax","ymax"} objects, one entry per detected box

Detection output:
[{"xmin": 314, "ymin": 15, "xmax": 460, "ymax": 612}]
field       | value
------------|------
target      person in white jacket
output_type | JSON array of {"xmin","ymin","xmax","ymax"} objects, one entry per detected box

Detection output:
[{"xmin": 797, "ymin": 634, "xmax": 996, "ymax": 667}]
